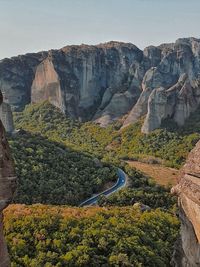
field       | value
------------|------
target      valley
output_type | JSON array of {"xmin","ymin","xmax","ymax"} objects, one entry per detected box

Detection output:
[
  {"xmin": 2, "ymin": 95, "xmax": 198, "ymax": 266},
  {"xmin": 1, "ymin": 37, "xmax": 200, "ymax": 267}
]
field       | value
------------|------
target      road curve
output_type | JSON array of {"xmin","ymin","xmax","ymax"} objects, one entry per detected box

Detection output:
[{"xmin": 79, "ymin": 168, "xmax": 127, "ymax": 207}]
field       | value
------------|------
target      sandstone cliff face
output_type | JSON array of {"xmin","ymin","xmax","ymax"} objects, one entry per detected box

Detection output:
[
  {"xmin": 31, "ymin": 42, "xmax": 143, "ymax": 124},
  {"xmin": 172, "ymin": 141, "xmax": 200, "ymax": 267},
  {"xmin": 0, "ymin": 52, "xmax": 47, "ymax": 111},
  {"xmin": 0, "ymin": 42, "xmax": 143, "ymax": 125},
  {"xmin": 31, "ymin": 57, "xmax": 64, "ymax": 112},
  {"xmin": 0, "ymin": 92, "xmax": 16, "ymax": 267},
  {"xmin": 123, "ymin": 38, "xmax": 200, "ymax": 132},
  {"xmin": 0, "ymin": 38, "xmax": 200, "ymax": 130}
]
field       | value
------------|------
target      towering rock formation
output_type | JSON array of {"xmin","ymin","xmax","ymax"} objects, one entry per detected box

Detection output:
[
  {"xmin": 31, "ymin": 57, "xmax": 65, "ymax": 112},
  {"xmin": 0, "ymin": 93, "xmax": 14, "ymax": 133},
  {"xmin": 123, "ymin": 38, "xmax": 200, "ymax": 132},
  {"xmin": 0, "ymin": 91, "xmax": 16, "ymax": 267},
  {"xmin": 0, "ymin": 102, "xmax": 14, "ymax": 133},
  {"xmin": 0, "ymin": 37, "xmax": 200, "ymax": 130},
  {"xmin": 0, "ymin": 42, "xmax": 143, "ymax": 125},
  {"xmin": 172, "ymin": 141, "xmax": 200, "ymax": 266},
  {"xmin": 30, "ymin": 42, "xmax": 143, "ymax": 124},
  {"xmin": 140, "ymin": 74, "xmax": 200, "ymax": 133}
]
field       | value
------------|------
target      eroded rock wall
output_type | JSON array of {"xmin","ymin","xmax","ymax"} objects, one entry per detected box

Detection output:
[
  {"xmin": 0, "ymin": 52, "xmax": 47, "ymax": 111},
  {"xmin": 1, "ymin": 38, "xmax": 200, "ymax": 130},
  {"xmin": 123, "ymin": 38, "xmax": 200, "ymax": 132},
  {"xmin": 32, "ymin": 42, "xmax": 143, "ymax": 123},
  {"xmin": 31, "ymin": 57, "xmax": 64, "ymax": 112},
  {"xmin": 172, "ymin": 141, "xmax": 200, "ymax": 266}
]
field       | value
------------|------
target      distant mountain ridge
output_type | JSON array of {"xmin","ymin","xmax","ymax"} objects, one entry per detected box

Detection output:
[{"xmin": 0, "ymin": 37, "xmax": 200, "ymax": 132}]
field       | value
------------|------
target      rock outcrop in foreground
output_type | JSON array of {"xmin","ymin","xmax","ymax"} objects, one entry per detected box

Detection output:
[
  {"xmin": 0, "ymin": 91, "xmax": 16, "ymax": 267},
  {"xmin": 172, "ymin": 141, "xmax": 200, "ymax": 266},
  {"xmin": 0, "ymin": 38, "xmax": 200, "ymax": 131}
]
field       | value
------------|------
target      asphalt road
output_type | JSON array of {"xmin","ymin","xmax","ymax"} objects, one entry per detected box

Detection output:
[{"xmin": 79, "ymin": 168, "xmax": 127, "ymax": 207}]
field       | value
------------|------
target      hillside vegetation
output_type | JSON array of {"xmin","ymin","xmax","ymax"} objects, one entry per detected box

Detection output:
[
  {"xmin": 14, "ymin": 101, "xmax": 117, "ymax": 160},
  {"xmin": 9, "ymin": 132, "xmax": 116, "ymax": 206},
  {"xmin": 4, "ymin": 204, "xmax": 179, "ymax": 267},
  {"xmin": 14, "ymin": 101, "xmax": 200, "ymax": 168},
  {"xmin": 114, "ymin": 119, "xmax": 200, "ymax": 168},
  {"xmin": 5, "ymin": 101, "xmax": 185, "ymax": 267}
]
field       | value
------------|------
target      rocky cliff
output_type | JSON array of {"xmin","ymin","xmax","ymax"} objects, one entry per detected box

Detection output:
[
  {"xmin": 172, "ymin": 140, "xmax": 200, "ymax": 267},
  {"xmin": 123, "ymin": 38, "xmax": 200, "ymax": 132},
  {"xmin": 0, "ymin": 38, "xmax": 200, "ymax": 130},
  {"xmin": 0, "ymin": 91, "xmax": 16, "ymax": 267},
  {"xmin": 0, "ymin": 102, "xmax": 14, "ymax": 134},
  {"xmin": 0, "ymin": 42, "xmax": 142, "ymax": 125}
]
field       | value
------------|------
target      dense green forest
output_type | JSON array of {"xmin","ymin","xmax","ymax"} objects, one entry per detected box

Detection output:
[
  {"xmin": 4, "ymin": 204, "xmax": 179, "ymax": 267},
  {"xmin": 115, "ymin": 119, "xmax": 200, "ymax": 168},
  {"xmin": 13, "ymin": 101, "xmax": 116, "ymax": 160},
  {"xmin": 112, "ymin": 106, "xmax": 200, "ymax": 168},
  {"xmin": 3, "ymin": 101, "xmax": 191, "ymax": 267},
  {"xmin": 13, "ymin": 101, "xmax": 174, "ymax": 207},
  {"xmin": 9, "ymin": 128, "xmax": 177, "ymax": 208},
  {"xmin": 14, "ymin": 101, "xmax": 200, "ymax": 168},
  {"xmin": 9, "ymin": 132, "xmax": 116, "ymax": 206}
]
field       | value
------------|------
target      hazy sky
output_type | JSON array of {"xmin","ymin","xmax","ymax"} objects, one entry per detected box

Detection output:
[{"xmin": 0, "ymin": 0, "xmax": 200, "ymax": 59}]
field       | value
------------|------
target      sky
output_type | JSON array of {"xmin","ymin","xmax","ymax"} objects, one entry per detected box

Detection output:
[{"xmin": 0, "ymin": 0, "xmax": 200, "ymax": 59}]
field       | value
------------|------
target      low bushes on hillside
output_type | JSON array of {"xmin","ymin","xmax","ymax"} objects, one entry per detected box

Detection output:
[{"xmin": 4, "ymin": 205, "xmax": 180, "ymax": 267}]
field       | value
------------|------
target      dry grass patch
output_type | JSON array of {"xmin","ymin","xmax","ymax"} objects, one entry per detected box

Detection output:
[{"xmin": 127, "ymin": 160, "xmax": 178, "ymax": 186}]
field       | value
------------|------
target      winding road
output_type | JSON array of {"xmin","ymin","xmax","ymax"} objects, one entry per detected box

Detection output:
[{"xmin": 79, "ymin": 168, "xmax": 128, "ymax": 207}]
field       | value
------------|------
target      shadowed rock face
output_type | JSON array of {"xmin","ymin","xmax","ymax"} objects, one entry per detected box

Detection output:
[
  {"xmin": 171, "ymin": 141, "xmax": 200, "ymax": 266},
  {"xmin": 0, "ymin": 38, "xmax": 200, "ymax": 130},
  {"xmin": 0, "ymin": 42, "xmax": 143, "ymax": 125},
  {"xmin": 0, "ymin": 91, "xmax": 16, "ymax": 267}
]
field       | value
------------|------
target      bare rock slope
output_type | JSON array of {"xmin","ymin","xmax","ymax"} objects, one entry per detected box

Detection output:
[{"xmin": 172, "ymin": 140, "xmax": 200, "ymax": 266}]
